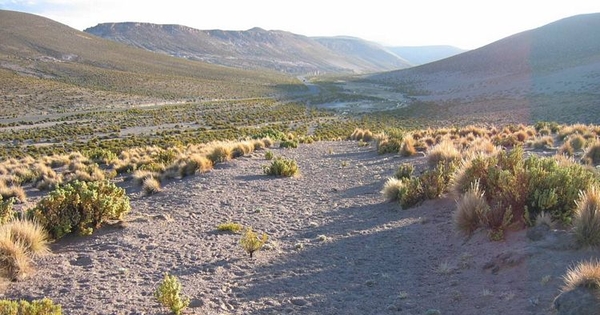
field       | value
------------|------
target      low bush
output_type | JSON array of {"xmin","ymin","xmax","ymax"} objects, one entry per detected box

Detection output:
[
  {"xmin": 263, "ymin": 158, "xmax": 299, "ymax": 177},
  {"xmin": 0, "ymin": 196, "xmax": 14, "ymax": 225},
  {"xmin": 394, "ymin": 163, "xmax": 414, "ymax": 180},
  {"xmin": 31, "ymin": 180, "xmax": 130, "ymax": 239},
  {"xmin": 279, "ymin": 140, "xmax": 298, "ymax": 149},
  {"xmin": 398, "ymin": 177, "xmax": 424, "ymax": 209},
  {"xmin": 155, "ymin": 273, "xmax": 190, "ymax": 315},
  {"xmin": 0, "ymin": 298, "xmax": 62, "ymax": 314},
  {"xmin": 264, "ymin": 150, "xmax": 274, "ymax": 160},
  {"xmin": 240, "ymin": 227, "xmax": 268, "ymax": 258},
  {"xmin": 377, "ymin": 138, "xmax": 402, "ymax": 155}
]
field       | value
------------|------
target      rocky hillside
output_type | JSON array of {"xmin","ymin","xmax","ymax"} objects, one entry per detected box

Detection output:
[{"xmin": 85, "ymin": 23, "xmax": 413, "ymax": 74}]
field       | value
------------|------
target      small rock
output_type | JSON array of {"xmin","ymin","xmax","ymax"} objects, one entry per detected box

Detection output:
[
  {"xmin": 295, "ymin": 243, "xmax": 304, "ymax": 250},
  {"xmin": 290, "ymin": 298, "xmax": 309, "ymax": 306},
  {"xmin": 365, "ymin": 280, "xmax": 376, "ymax": 287},
  {"xmin": 188, "ymin": 298, "xmax": 204, "ymax": 308},
  {"xmin": 554, "ymin": 287, "xmax": 600, "ymax": 315}
]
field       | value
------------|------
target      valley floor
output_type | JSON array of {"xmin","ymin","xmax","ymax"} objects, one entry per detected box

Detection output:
[{"xmin": 4, "ymin": 141, "xmax": 598, "ymax": 314}]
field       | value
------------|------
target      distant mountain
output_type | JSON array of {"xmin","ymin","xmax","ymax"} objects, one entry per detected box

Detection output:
[
  {"xmin": 385, "ymin": 45, "xmax": 465, "ymax": 65},
  {"xmin": 0, "ymin": 10, "xmax": 297, "ymax": 116},
  {"xmin": 312, "ymin": 36, "xmax": 412, "ymax": 70},
  {"xmin": 85, "ymin": 23, "xmax": 412, "ymax": 74},
  {"xmin": 369, "ymin": 13, "xmax": 600, "ymax": 124}
]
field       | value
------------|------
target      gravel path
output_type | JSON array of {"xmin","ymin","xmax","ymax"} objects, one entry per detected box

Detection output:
[{"xmin": 4, "ymin": 141, "xmax": 599, "ymax": 314}]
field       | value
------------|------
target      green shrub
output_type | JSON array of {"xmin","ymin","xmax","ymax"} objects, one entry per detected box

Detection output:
[
  {"xmin": 264, "ymin": 150, "xmax": 274, "ymax": 160},
  {"xmin": 377, "ymin": 138, "xmax": 402, "ymax": 155},
  {"xmin": 398, "ymin": 177, "xmax": 424, "ymax": 209},
  {"xmin": 155, "ymin": 273, "xmax": 190, "ymax": 315},
  {"xmin": 420, "ymin": 161, "xmax": 456, "ymax": 200},
  {"xmin": 240, "ymin": 227, "xmax": 268, "ymax": 258},
  {"xmin": 394, "ymin": 163, "xmax": 414, "ymax": 180},
  {"xmin": 279, "ymin": 140, "xmax": 298, "ymax": 149},
  {"xmin": 0, "ymin": 196, "xmax": 14, "ymax": 225},
  {"xmin": 0, "ymin": 298, "xmax": 62, "ymax": 314},
  {"xmin": 263, "ymin": 158, "xmax": 299, "ymax": 177},
  {"xmin": 84, "ymin": 148, "xmax": 117, "ymax": 164},
  {"xmin": 31, "ymin": 180, "xmax": 130, "ymax": 239}
]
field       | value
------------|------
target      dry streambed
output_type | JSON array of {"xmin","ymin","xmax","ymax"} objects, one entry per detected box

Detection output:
[{"xmin": 3, "ymin": 141, "xmax": 598, "ymax": 314}]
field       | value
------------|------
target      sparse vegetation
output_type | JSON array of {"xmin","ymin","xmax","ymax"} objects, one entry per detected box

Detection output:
[
  {"xmin": 0, "ymin": 298, "xmax": 62, "ymax": 314},
  {"xmin": 155, "ymin": 273, "xmax": 190, "ymax": 315},
  {"xmin": 263, "ymin": 157, "xmax": 300, "ymax": 177},
  {"xmin": 31, "ymin": 180, "xmax": 130, "ymax": 239},
  {"xmin": 240, "ymin": 227, "xmax": 268, "ymax": 258},
  {"xmin": 217, "ymin": 222, "xmax": 244, "ymax": 233}
]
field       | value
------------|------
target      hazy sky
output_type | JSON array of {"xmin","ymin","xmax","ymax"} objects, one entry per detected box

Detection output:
[{"xmin": 1, "ymin": 0, "xmax": 599, "ymax": 49}]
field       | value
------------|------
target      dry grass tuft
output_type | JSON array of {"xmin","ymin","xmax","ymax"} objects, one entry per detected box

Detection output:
[
  {"xmin": 0, "ymin": 234, "xmax": 31, "ymax": 281},
  {"xmin": 142, "ymin": 177, "xmax": 162, "ymax": 195},
  {"xmin": 427, "ymin": 139, "xmax": 462, "ymax": 168},
  {"xmin": 582, "ymin": 141, "xmax": 600, "ymax": 165},
  {"xmin": 453, "ymin": 181, "xmax": 488, "ymax": 236},
  {"xmin": 573, "ymin": 187, "xmax": 600, "ymax": 247},
  {"xmin": 207, "ymin": 145, "xmax": 233, "ymax": 164},
  {"xmin": 0, "ymin": 185, "xmax": 27, "ymax": 203},
  {"xmin": 381, "ymin": 178, "xmax": 403, "ymax": 202},
  {"xmin": 400, "ymin": 135, "xmax": 417, "ymax": 157},
  {"xmin": 0, "ymin": 219, "xmax": 50, "ymax": 257},
  {"xmin": 562, "ymin": 259, "xmax": 600, "ymax": 292}
]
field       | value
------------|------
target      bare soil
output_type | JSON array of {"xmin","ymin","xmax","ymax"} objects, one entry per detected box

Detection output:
[{"xmin": 3, "ymin": 141, "xmax": 599, "ymax": 314}]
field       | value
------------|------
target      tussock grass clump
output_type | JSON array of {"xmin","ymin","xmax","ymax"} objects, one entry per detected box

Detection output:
[
  {"xmin": 217, "ymin": 222, "xmax": 244, "ymax": 233},
  {"xmin": 207, "ymin": 145, "xmax": 233, "ymax": 164},
  {"xmin": 400, "ymin": 135, "xmax": 417, "ymax": 157},
  {"xmin": 350, "ymin": 128, "xmax": 374, "ymax": 142},
  {"xmin": 382, "ymin": 178, "xmax": 404, "ymax": 202},
  {"xmin": 0, "ymin": 298, "xmax": 62, "ymax": 314},
  {"xmin": 529, "ymin": 136, "xmax": 554, "ymax": 150},
  {"xmin": 561, "ymin": 259, "xmax": 600, "ymax": 292},
  {"xmin": 240, "ymin": 227, "xmax": 268, "ymax": 258},
  {"xmin": 454, "ymin": 181, "xmax": 488, "ymax": 236},
  {"xmin": 263, "ymin": 158, "xmax": 299, "ymax": 177},
  {"xmin": 142, "ymin": 178, "xmax": 162, "ymax": 195},
  {"xmin": 377, "ymin": 138, "xmax": 402, "ymax": 155},
  {"xmin": 567, "ymin": 134, "xmax": 587, "ymax": 151},
  {"xmin": 177, "ymin": 155, "xmax": 212, "ymax": 178},
  {"xmin": 427, "ymin": 139, "xmax": 462, "ymax": 168},
  {"xmin": 0, "ymin": 235, "xmax": 31, "ymax": 281},
  {"xmin": 0, "ymin": 184, "xmax": 26, "ymax": 203},
  {"xmin": 582, "ymin": 141, "xmax": 600, "ymax": 165},
  {"xmin": 132, "ymin": 170, "xmax": 160, "ymax": 186},
  {"xmin": 573, "ymin": 187, "xmax": 600, "ymax": 247},
  {"xmin": 0, "ymin": 219, "xmax": 50, "ymax": 257}
]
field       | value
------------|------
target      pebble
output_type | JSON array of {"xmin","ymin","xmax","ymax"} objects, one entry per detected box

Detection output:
[{"xmin": 290, "ymin": 298, "xmax": 309, "ymax": 306}]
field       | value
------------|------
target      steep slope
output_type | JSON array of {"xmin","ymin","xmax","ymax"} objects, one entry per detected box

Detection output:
[
  {"xmin": 0, "ymin": 10, "xmax": 298, "ymax": 116},
  {"xmin": 369, "ymin": 13, "xmax": 600, "ymax": 124},
  {"xmin": 386, "ymin": 45, "xmax": 465, "ymax": 65},
  {"xmin": 85, "ymin": 23, "xmax": 411, "ymax": 74}
]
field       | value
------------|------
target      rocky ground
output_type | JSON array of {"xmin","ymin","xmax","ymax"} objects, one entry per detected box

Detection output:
[{"xmin": 3, "ymin": 141, "xmax": 599, "ymax": 314}]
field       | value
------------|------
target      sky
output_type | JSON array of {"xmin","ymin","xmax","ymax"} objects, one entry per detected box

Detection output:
[{"xmin": 1, "ymin": 0, "xmax": 600, "ymax": 49}]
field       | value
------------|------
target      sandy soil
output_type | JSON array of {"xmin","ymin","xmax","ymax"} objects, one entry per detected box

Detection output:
[{"xmin": 3, "ymin": 141, "xmax": 599, "ymax": 314}]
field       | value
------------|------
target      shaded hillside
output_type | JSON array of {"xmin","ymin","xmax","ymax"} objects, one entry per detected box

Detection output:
[
  {"xmin": 369, "ymin": 13, "xmax": 600, "ymax": 124},
  {"xmin": 0, "ymin": 10, "xmax": 299, "ymax": 117},
  {"xmin": 85, "ymin": 23, "xmax": 411, "ymax": 74},
  {"xmin": 386, "ymin": 45, "xmax": 465, "ymax": 65}
]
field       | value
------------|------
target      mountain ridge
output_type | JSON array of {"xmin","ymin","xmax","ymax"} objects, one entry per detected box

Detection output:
[{"xmin": 85, "ymin": 22, "xmax": 413, "ymax": 74}]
